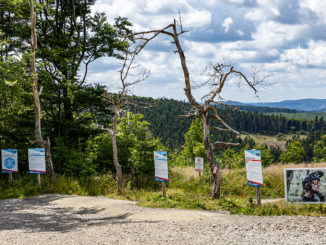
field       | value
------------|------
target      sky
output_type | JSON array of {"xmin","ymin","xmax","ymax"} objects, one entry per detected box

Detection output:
[{"xmin": 87, "ymin": 0, "xmax": 326, "ymax": 103}]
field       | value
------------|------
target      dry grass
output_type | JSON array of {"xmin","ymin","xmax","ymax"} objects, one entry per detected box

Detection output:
[
  {"xmin": 263, "ymin": 162, "xmax": 326, "ymax": 177},
  {"xmin": 173, "ymin": 162, "xmax": 326, "ymax": 180},
  {"xmin": 172, "ymin": 166, "xmax": 202, "ymax": 179},
  {"xmin": 239, "ymin": 133, "xmax": 307, "ymax": 150}
]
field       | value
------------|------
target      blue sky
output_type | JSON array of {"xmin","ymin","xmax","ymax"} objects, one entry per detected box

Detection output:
[{"xmin": 87, "ymin": 0, "xmax": 326, "ymax": 103}]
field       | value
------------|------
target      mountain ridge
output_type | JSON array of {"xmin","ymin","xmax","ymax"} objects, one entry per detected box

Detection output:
[{"xmin": 226, "ymin": 98, "xmax": 326, "ymax": 112}]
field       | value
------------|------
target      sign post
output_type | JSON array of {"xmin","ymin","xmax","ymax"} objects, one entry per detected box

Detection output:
[
  {"xmin": 1, "ymin": 149, "xmax": 18, "ymax": 184},
  {"xmin": 195, "ymin": 157, "xmax": 204, "ymax": 176},
  {"xmin": 245, "ymin": 150, "xmax": 263, "ymax": 205},
  {"xmin": 28, "ymin": 148, "xmax": 46, "ymax": 190},
  {"xmin": 154, "ymin": 150, "xmax": 168, "ymax": 197}
]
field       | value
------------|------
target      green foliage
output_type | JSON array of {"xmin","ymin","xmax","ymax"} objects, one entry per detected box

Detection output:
[
  {"xmin": 280, "ymin": 139, "xmax": 304, "ymax": 163},
  {"xmin": 171, "ymin": 118, "xmax": 205, "ymax": 167},
  {"xmin": 260, "ymin": 144, "xmax": 274, "ymax": 167},
  {"xmin": 313, "ymin": 135, "xmax": 326, "ymax": 162},
  {"xmin": 51, "ymin": 138, "xmax": 98, "ymax": 177},
  {"xmin": 220, "ymin": 148, "xmax": 245, "ymax": 169},
  {"xmin": 118, "ymin": 113, "xmax": 165, "ymax": 187}
]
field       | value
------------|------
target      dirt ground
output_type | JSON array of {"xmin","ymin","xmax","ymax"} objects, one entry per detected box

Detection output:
[{"xmin": 0, "ymin": 194, "xmax": 325, "ymax": 244}]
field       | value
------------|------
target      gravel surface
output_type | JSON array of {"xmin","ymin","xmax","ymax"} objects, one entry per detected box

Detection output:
[{"xmin": 0, "ymin": 194, "xmax": 325, "ymax": 244}]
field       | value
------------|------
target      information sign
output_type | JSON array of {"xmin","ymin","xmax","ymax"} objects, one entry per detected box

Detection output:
[
  {"xmin": 154, "ymin": 151, "xmax": 168, "ymax": 182},
  {"xmin": 28, "ymin": 148, "xmax": 46, "ymax": 174},
  {"xmin": 195, "ymin": 157, "xmax": 204, "ymax": 171},
  {"xmin": 1, "ymin": 149, "xmax": 18, "ymax": 173},
  {"xmin": 245, "ymin": 150, "xmax": 263, "ymax": 187}
]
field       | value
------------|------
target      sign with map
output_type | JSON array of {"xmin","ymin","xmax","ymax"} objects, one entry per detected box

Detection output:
[{"xmin": 1, "ymin": 149, "xmax": 18, "ymax": 173}]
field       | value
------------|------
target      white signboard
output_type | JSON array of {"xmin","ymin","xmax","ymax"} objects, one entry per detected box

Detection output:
[
  {"xmin": 154, "ymin": 151, "xmax": 168, "ymax": 182},
  {"xmin": 195, "ymin": 157, "xmax": 204, "ymax": 171},
  {"xmin": 28, "ymin": 148, "xmax": 46, "ymax": 174},
  {"xmin": 1, "ymin": 149, "xmax": 18, "ymax": 173},
  {"xmin": 245, "ymin": 150, "xmax": 263, "ymax": 187}
]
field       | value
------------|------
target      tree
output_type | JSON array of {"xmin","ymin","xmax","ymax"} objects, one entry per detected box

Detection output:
[
  {"xmin": 1, "ymin": 0, "xmax": 132, "ymax": 147},
  {"xmin": 280, "ymin": 139, "xmax": 304, "ymax": 164},
  {"xmin": 313, "ymin": 135, "xmax": 326, "ymax": 162},
  {"xmin": 29, "ymin": 0, "xmax": 55, "ymax": 183},
  {"xmin": 130, "ymin": 19, "xmax": 265, "ymax": 198},
  {"xmin": 118, "ymin": 113, "xmax": 164, "ymax": 187},
  {"xmin": 172, "ymin": 118, "xmax": 205, "ymax": 166},
  {"xmin": 99, "ymin": 41, "xmax": 149, "ymax": 194}
]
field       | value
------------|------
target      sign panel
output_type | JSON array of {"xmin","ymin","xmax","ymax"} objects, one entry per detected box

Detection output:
[
  {"xmin": 28, "ymin": 148, "xmax": 46, "ymax": 174},
  {"xmin": 244, "ymin": 150, "xmax": 263, "ymax": 187},
  {"xmin": 212, "ymin": 166, "xmax": 218, "ymax": 175},
  {"xmin": 154, "ymin": 151, "xmax": 168, "ymax": 182},
  {"xmin": 195, "ymin": 157, "xmax": 204, "ymax": 171},
  {"xmin": 1, "ymin": 149, "xmax": 18, "ymax": 173},
  {"xmin": 284, "ymin": 168, "xmax": 326, "ymax": 204}
]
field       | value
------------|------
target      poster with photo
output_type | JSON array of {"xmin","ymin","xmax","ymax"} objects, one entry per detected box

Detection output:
[{"xmin": 284, "ymin": 168, "xmax": 326, "ymax": 203}]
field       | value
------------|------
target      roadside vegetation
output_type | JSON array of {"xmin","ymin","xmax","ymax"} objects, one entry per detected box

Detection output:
[{"xmin": 2, "ymin": 162, "xmax": 326, "ymax": 216}]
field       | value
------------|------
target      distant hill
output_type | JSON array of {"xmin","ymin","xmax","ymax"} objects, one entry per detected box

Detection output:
[
  {"xmin": 126, "ymin": 96, "xmax": 324, "ymax": 149},
  {"xmin": 227, "ymin": 99, "xmax": 326, "ymax": 112}
]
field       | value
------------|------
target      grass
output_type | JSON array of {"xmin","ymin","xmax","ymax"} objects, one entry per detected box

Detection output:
[
  {"xmin": 239, "ymin": 133, "xmax": 307, "ymax": 150},
  {"xmin": 268, "ymin": 111, "xmax": 326, "ymax": 120},
  {"xmin": 1, "ymin": 163, "xmax": 326, "ymax": 216}
]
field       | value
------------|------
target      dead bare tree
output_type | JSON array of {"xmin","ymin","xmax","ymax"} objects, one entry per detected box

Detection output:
[
  {"xmin": 29, "ymin": 0, "xmax": 55, "ymax": 184},
  {"xmin": 129, "ymin": 19, "xmax": 265, "ymax": 198},
  {"xmin": 100, "ymin": 43, "xmax": 149, "ymax": 195}
]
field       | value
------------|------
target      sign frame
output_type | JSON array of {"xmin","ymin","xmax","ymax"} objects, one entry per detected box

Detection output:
[
  {"xmin": 244, "ymin": 150, "xmax": 264, "ymax": 187},
  {"xmin": 195, "ymin": 157, "xmax": 204, "ymax": 171},
  {"xmin": 1, "ymin": 149, "xmax": 18, "ymax": 173},
  {"xmin": 284, "ymin": 168, "xmax": 326, "ymax": 204},
  {"xmin": 28, "ymin": 148, "xmax": 46, "ymax": 174},
  {"xmin": 154, "ymin": 151, "xmax": 169, "ymax": 182}
]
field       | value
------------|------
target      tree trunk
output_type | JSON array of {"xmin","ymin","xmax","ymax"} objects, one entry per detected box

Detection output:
[
  {"xmin": 112, "ymin": 105, "xmax": 122, "ymax": 195},
  {"xmin": 45, "ymin": 137, "xmax": 56, "ymax": 184},
  {"xmin": 203, "ymin": 115, "xmax": 220, "ymax": 198},
  {"xmin": 30, "ymin": 0, "xmax": 56, "ymax": 184}
]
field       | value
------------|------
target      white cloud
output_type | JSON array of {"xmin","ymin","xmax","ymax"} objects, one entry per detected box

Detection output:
[
  {"xmin": 281, "ymin": 41, "xmax": 326, "ymax": 67},
  {"xmin": 244, "ymin": 7, "xmax": 280, "ymax": 21},
  {"xmin": 236, "ymin": 29, "xmax": 245, "ymax": 36},
  {"xmin": 252, "ymin": 21, "xmax": 309, "ymax": 49},
  {"xmin": 300, "ymin": 0, "xmax": 326, "ymax": 24},
  {"xmin": 229, "ymin": 0, "xmax": 245, "ymax": 3},
  {"xmin": 222, "ymin": 17, "xmax": 233, "ymax": 33},
  {"xmin": 85, "ymin": 0, "xmax": 326, "ymax": 102},
  {"xmin": 92, "ymin": 0, "xmax": 211, "ymax": 31}
]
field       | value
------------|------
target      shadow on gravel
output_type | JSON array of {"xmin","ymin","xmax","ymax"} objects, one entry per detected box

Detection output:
[{"xmin": 0, "ymin": 194, "xmax": 159, "ymax": 233}]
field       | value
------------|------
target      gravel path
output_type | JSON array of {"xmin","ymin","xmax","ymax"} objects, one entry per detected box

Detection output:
[{"xmin": 0, "ymin": 194, "xmax": 325, "ymax": 244}]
